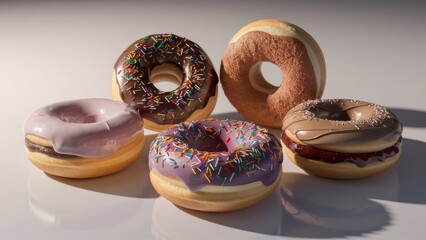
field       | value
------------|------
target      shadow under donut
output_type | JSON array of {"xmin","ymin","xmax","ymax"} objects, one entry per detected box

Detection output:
[
  {"xmin": 392, "ymin": 138, "xmax": 426, "ymax": 204},
  {"xmin": 387, "ymin": 107, "xmax": 426, "ymax": 128},
  {"xmin": 279, "ymin": 170, "xmax": 399, "ymax": 238},
  {"xmin": 209, "ymin": 111, "xmax": 247, "ymax": 121},
  {"xmin": 47, "ymin": 133, "xmax": 159, "ymax": 199},
  {"xmin": 151, "ymin": 192, "xmax": 283, "ymax": 239},
  {"xmin": 278, "ymin": 138, "xmax": 426, "ymax": 238}
]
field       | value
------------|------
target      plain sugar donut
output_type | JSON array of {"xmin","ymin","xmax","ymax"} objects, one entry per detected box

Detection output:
[{"xmin": 221, "ymin": 19, "xmax": 326, "ymax": 127}]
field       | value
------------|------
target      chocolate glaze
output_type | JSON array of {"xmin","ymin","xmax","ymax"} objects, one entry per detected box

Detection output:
[
  {"xmin": 24, "ymin": 99, "xmax": 143, "ymax": 158},
  {"xmin": 149, "ymin": 119, "xmax": 283, "ymax": 192},
  {"xmin": 282, "ymin": 99, "xmax": 403, "ymax": 152},
  {"xmin": 114, "ymin": 34, "xmax": 218, "ymax": 125}
]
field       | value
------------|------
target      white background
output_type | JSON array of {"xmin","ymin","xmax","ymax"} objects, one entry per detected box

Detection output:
[{"xmin": 1, "ymin": 0, "xmax": 425, "ymax": 239}]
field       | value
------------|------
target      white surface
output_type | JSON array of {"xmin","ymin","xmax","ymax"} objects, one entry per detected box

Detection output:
[{"xmin": 1, "ymin": 1, "xmax": 426, "ymax": 239}]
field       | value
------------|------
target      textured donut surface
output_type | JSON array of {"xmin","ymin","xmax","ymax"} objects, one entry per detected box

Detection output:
[{"xmin": 221, "ymin": 19, "xmax": 326, "ymax": 127}]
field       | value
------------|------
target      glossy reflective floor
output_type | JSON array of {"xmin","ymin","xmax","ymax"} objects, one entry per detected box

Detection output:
[{"xmin": 1, "ymin": 1, "xmax": 425, "ymax": 239}]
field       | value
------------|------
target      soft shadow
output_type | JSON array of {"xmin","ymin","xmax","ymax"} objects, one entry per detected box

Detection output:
[
  {"xmin": 278, "ymin": 138, "xmax": 426, "ymax": 238},
  {"xmin": 48, "ymin": 133, "xmax": 159, "ymax": 198},
  {"xmin": 388, "ymin": 108, "xmax": 426, "ymax": 128},
  {"xmin": 148, "ymin": 129, "xmax": 426, "ymax": 238},
  {"xmin": 279, "ymin": 171, "xmax": 398, "ymax": 238},
  {"xmin": 210, "ymin": 111, "xmax": 246, "ymax": 121},
  {"xmin": 151, "ymin": 193, "xmax": 283, "ymax": 238},
  {"xmin": 393, "ymin": 138, "xmax": 426, "ymax": 204},
  {"xmin": 180, "ymin": 193, "xmax": 282, "ymax": 234}
]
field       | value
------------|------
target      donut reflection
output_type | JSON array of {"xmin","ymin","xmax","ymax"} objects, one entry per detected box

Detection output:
[
  {"xmin": 27, "ymin": 168, "xmax": 145, "ymax": 228},
  {"xmin": 152, "ymin": 192, "xmax": 282, "ymax": 239}
]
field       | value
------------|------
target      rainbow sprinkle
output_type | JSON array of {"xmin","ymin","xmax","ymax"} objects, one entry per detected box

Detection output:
[
  {"xmin": 115, "ymin": 34, "xmax": 218, "ymax": 124},
  {"xmin": 149, "ymin": 119, "xmax": 283, "ymax": 191}
]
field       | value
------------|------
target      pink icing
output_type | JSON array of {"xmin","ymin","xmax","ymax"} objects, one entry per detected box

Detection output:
[
  {"xmin": 149, "ymin": 119, "xmax": 283, "ymax": 192},
  {"xmin": 24, "ymin": 98, "xmax": 143, "ymax": 158}
]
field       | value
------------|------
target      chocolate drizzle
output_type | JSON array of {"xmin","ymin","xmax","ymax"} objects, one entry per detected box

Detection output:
[
  {"xmin": 114, "ymin": 34, "xmax": 218, "ymax": 125},
  {"xmin": 282, "ymin": 99, "xmax": 403, "ymax": 152}
]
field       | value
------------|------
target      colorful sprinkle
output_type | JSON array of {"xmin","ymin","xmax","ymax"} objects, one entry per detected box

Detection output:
[
  {"xmin": 148, "ymin": 119, "xmax": 283, "ymax": 191},
  {"xmin": 115, "ymin": 34, "xmax": 218, "ymax": 125}
]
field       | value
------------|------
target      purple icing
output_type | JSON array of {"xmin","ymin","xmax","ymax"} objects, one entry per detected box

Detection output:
[
  {"xmin": 148, "ymin": 119, "xmax": 283, "ymax": 192},
  {"xmin": 24, "ymin": 98, "xmax": 143, "ymax": 158}
]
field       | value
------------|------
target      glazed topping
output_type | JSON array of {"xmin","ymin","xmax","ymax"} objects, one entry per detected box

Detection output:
[
  {"xmin": 114, "ymin": 33, "xmax": 218, "ymax": 125},
  {"xmin": 24, "ymin": 99, "xmax": 143, "ymax": 158},
  {"xmin": 282, "ymin": 99, "xmax": 403, "ymax": 153},
  {"xmin": 149, "ymin": 119, "xmax": 283, "ymax": 192},
  {"xmin": 282, "ymin": 133, "xmax": 401, "ymax": 167}
]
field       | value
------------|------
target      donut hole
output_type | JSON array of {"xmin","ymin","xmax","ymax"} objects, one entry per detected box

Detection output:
[
  {"xmin": 187, "ymin": 136, "xmax": 228, "ymax": 152},
  {"xmin": 249, "ymin": 61, "xmax": 284, "ymax": 94},
  {"xmin": 181, "ymin": 123, "xmax": 228, "ymax": 152},
  {"xmin": 311, "ymin": 108, "xmax": 352, "ymax": 121},
  {"xmin": 150, "ymin": 63, "xmax": 183, "ymax": 92},
  {"xmin": 50, "ymin": 105, "xmax": 108, "ymax": 123}
]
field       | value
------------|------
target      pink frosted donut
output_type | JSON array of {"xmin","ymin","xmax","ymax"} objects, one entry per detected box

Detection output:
[
  {"xmin": 24, "ymin": 98, "xmax": 145, "ymax": 178},
  {"xmin": 149, "ymin": 119, "xmax": 283, "ymax": 212}
]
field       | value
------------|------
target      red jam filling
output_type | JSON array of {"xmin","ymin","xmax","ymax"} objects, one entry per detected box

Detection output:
[{"xmin": 281, "ymin": 133, "xmax": 401, "ymax": 167}]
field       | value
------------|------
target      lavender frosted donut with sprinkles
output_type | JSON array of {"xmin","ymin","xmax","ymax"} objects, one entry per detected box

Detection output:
[
  {"xmin": 149, "ymin": 119, "xmax": 283, "ymax": 212},
  {"xmin": 112, "ymin": 34, "xmax": 218, "ymax": 131}
]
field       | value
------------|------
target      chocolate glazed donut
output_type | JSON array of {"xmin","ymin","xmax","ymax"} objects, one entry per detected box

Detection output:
[
  {"xmin": 112, "ymin": 34, "xmax": 218, "ymax": 131},
  {"xmin": 281, "ymin": 99, "xmax": 403, "ymax": 179}
]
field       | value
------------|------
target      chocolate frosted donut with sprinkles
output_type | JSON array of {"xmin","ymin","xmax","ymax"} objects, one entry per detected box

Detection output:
[
  {"xmin": 281, "ymin": 99, "xmax": 403, "ymax": 179},
  {"xmin": 112, "ymin": 34, "xmax": 218, "ymax": 131},
  {"xmin": 148, "ymin": 119, "xmax": 283, "ymax": 212}
]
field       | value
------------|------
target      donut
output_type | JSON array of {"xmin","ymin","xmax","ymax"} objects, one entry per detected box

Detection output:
[
  {"xmin": 148, "ymin": 119, "xmax": 283, "ymax": 212},
  {"xmin": 24, "ymin": 98, "xmax": 144, "ymax": 178},
  {"xmin": 220, "ymin": 19, "xmax": 326, "ymax": 127},
  {"xmin": 112, "ymin": 33, "xmax": 219, "ymax": 132},
  {"xmin": 281, "ymin": 99, "xmax": 403, "ymax": 179}
]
